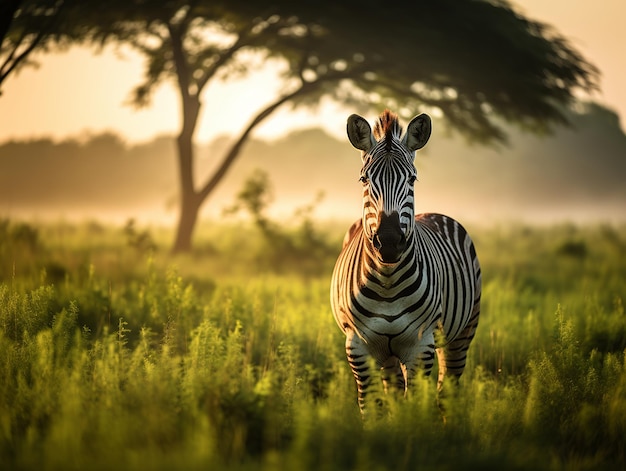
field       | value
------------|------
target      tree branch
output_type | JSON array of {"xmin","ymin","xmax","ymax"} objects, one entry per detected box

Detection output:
[
  {"xmin": 0, "ymin": 29, "xmax": 46, "ymax": 83},
  {"xmin": 197, "ymin": 80, "xmax": 316, "ymax": 202},
  {"xmin": 195, "ymin": 15, "xmax": 305, "ymax": 95},
  {"xmin": 1, "ymin": 0, "xmax": 67, "ymax": 89},
  {"xmin": 194, "ymin": 25, "xmax": 252, "ymax": 94},
  {"xmin": 195, "ymin": 63, "xmax": 378, "ymax": 203}
]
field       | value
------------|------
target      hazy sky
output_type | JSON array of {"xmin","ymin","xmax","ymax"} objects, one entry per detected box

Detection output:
[{"xmin": 0, "ymin": 0, "xmax": 623, "ymax": 144}]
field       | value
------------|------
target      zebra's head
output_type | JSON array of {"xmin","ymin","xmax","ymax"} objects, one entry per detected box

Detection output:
[{"xmin": 347, "ymin": 110, "xmax": 431, "ymax": 264}]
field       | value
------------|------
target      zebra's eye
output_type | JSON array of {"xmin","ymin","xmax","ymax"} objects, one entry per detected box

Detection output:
[
  {"xmin": 409, "ymin": 175, "xmax": 417, "ymax": 185},
  {"xmin": 359, "ymin": 175, "xmax": 368, "ymax": 184}
]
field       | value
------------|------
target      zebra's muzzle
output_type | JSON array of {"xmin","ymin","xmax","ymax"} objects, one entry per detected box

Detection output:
[{"xmin": 372, "ymin": 212, "xmax": 406, "ymax": 264}]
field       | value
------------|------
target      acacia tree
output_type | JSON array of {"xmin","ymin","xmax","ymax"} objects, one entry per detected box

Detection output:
[{"xmin": 87, "ymin": 0, "xmax": 597, "ymax": 252}]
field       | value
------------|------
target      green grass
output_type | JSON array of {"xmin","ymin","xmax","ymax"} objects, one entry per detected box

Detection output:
[{"xmin": 1, "ymin": 220, "xmax": 625, "ymax": 470}]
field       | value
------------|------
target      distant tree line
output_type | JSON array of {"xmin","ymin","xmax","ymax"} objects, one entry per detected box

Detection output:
[{"xmin": 1, "ymin": 102, "xmax": 624, "ymax": 225}]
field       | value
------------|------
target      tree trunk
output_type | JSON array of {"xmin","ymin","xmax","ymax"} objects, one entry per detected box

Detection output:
[
  {"xmin": 168, "ymin": 20, "xmax": 202, "ymax": 254},
  {"xmin": 172, "ymin": 187, "xmax": 200, "ymax": 253},
  {"xmin": 171, "ymin": 95, "xmax": 201, "ymax": 254}
]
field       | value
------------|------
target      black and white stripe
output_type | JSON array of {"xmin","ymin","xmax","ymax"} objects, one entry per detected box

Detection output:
[{"xmin": 331, "ymin": 110, "xmax": 481, "ymax": 412}]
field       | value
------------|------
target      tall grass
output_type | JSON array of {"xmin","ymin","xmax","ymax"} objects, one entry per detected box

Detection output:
[{"xmin": 0, "ymin": 220, "xmax": 625, "ymax": 470}]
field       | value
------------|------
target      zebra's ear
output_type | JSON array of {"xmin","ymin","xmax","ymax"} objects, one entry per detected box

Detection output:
[
  {"xmin": 347, "ymin": 114, "xmax": 375, "ymax": 153},
  {"xmin": 404, "ymin": 113, "xmax": 432, "ymax": 152}
]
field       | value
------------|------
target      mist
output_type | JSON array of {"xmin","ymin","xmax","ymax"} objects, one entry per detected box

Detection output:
[{"xmin": 1, "ymin": 102, "xmax": 624, "ymax": 227}]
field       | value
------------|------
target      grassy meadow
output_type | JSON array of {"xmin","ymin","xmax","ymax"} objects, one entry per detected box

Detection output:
[{"xmin": 1, "ymin": 217, "xmax": 625, "ymax": 470}]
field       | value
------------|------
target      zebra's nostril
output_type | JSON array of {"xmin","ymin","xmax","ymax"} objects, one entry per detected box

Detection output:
[
  {"xmin": 371, "ymin": 228, "xmax": 405, "ymax": 263},
  {"xmin": 373, "ymin": 233, "xmax": 382, "ymax": 250},
  {"xmin": 397, "ymin": 235, "xmax": 407, "ymax": 250}
]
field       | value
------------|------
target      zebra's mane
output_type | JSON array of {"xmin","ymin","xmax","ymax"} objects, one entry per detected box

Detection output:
[{"xmin": 373, "ymin": 110, "xmax": 403, "ymax": 151}]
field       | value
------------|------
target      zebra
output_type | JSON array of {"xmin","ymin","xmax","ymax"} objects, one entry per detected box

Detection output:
[{"xmin": 330, "ymin": 109, "xmax": 481, "ymax": 413}]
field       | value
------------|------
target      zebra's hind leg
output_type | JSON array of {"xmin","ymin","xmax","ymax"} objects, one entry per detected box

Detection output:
[
  {"xmin": 438, "ymin": 304, "xmax": 480, "ymax": 392},
  {"xmin": 435, "ymin": 346, "xmax": 462, "ymax": 421},
  {"xmin": 435, "ymin": 314, "xmax": 479, "ymax": 417},
  {"xmin": 345, "ymin": 330, "xmax": 379, "ymax": 414}
]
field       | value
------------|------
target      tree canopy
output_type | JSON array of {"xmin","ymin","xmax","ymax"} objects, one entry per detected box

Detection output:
[
  {"xmin": 78, "ymin": 0, "xmax": 598, "ymax": 141},
  {"xmin": 289, "ymin": 0, "xmax": 599, "ymax": 141}
]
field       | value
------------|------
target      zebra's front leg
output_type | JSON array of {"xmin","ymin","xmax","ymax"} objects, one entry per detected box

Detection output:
[
  {"xmin": 345, "ymin": 330, "xmax": 378, "ymax": 413},
  {"xmin": 401, "ymin": 333, "xmax": 436, "ymax": 395}
]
